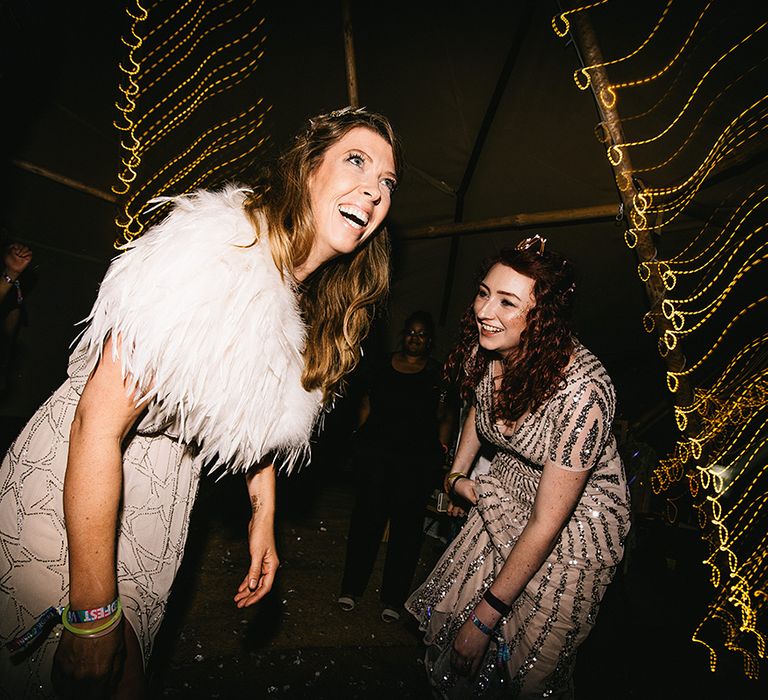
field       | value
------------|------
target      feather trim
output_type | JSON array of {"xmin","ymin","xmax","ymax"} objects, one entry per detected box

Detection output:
[{"xmin": 74, "ymin": 185, "xmax": 322, "ymax": 474}]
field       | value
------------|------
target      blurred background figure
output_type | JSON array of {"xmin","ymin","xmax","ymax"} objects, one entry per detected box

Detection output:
[
  {"xmin": 0, "ymin": 240, "xmax": 33, "ymax": 393},
  {"xmin": 0, "ymin": 239, "xmax": 34, "ymax": 454},
  {"xmin": 338, "ymin": 310, "xmax": 455, "ymax": 622}
]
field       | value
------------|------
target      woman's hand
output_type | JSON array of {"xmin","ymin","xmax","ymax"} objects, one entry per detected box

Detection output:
[
  {"xmin": 442, "ymin": 471, "xmax": 458, "ymax": 493},
  {"xmin": 234, "ymin": 512, "xmax": 280, "ymax": 608},
  {"xmin": 444, "ymin": 475, "xmax": 477, "ymax": 517},
  {"xmin": 235, "ymin": 463, "xmax": 279, "ymax": 608},
  {"xmin": 446, "ymin": 499, "xmax": 467, "ymax": 518},
  {"xmin": 3, "ymin": 242, "xmax": 32, "ymax": 278},
  {"xmin": 51, "ymin": 622, "xmax": 126, "ymax": 698},
  {"xmin": 450, "ymin": 615, "xmax": 492, "ymax": 677},
  {"xmin": 442, "ymin": 405, "xmax": 482, "ymax": 517}
]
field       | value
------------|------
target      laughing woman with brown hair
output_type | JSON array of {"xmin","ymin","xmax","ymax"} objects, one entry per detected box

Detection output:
[
  {"xmin": 407, "ymin": 238, "xmax": 631, "ymax": 699},
  {"xmin": 0, "ymin": 107, "xmax": 402, "ymax": 698}
]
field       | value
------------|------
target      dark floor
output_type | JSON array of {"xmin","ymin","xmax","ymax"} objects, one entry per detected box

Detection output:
[
  {"xmin": 0, "ymin": 415, "xmax": 764, "ymax": 698},
  {"xmin": 145, "ymin": 460, "xmax": 766, "ymax": 700}
]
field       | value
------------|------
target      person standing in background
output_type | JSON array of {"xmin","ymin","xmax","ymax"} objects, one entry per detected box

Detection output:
[
  {"xmin": 0, "ymin": 240, "xmax": 34, "ymax": 457},
  {"xmin": 338, "ymin": 311, "xmax": 455, "ymax": 622},
  {"xmin": 0, "ymin": 241, "xmax": 33, "ymax": 396}
]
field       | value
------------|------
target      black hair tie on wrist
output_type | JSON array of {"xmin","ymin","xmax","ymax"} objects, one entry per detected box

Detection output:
[
  {"xmin": 483, "ymin": 588, "xmax": 512, "ymax": 617},
  {"xmin": 448, "ymin": 474, "xmax": 469, "ymax": 498}
]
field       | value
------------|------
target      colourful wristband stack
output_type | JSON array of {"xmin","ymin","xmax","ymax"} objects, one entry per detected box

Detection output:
[
  {"xmin": 62, "ymin": 598, "xmax": 123, "ymax": 638},
  {"xmin": 5, "ymin": 597, "xmax": 124, "ymax": 654}
]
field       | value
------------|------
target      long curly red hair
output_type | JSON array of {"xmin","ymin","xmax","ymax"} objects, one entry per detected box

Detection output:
[{"xmin": 445, "ymin": 245, "xmax": 576, "ymax": 421}]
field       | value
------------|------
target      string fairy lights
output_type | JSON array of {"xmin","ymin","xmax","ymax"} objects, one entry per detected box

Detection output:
[
  {"xmin": 551, "ymin": 0, "xmax": 609, "ymax": 38},
  {"xmin": 572, "ymin": 0, "xmax": 674, "ymax": 93},
  {"xmin": 555, "ymin": 0, "xmax": 768, "ymax": 681},
  {"xmin": 624, "ymin": 94, "xmax": 768, "ymax": 248},
  {"xmin": 606, "ymin": 20, "xmax": 767, "ymax": 167},
  {"xmin": 633, "ymin": 54, "xmax": 768, "ymax": 176},
  {"xmin": 113, "ymin": 0, "xmax": 270, "ymax": 244},
  {"xmin": 598, "ymin": 1, "xmax": 713, "ymax": 110}
]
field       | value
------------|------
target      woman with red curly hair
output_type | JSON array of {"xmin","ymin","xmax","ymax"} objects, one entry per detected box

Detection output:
[{"xmin": 407, "ymin": 237, "xmax": 630, "ymax": 698}]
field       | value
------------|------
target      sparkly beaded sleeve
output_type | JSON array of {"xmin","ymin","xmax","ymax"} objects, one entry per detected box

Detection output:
[{"xmin": 546, "ymin": 352, "xmax": 616, "ymax": 472}]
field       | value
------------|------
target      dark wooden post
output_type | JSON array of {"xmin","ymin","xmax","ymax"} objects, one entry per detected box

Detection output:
[
  {"xmin": 568, "ymin": 13, "xmax": 694, "ymax": 411},
  {"xmin": 342, "ymin": 0, "xmax": 359, "ymax": 107}
]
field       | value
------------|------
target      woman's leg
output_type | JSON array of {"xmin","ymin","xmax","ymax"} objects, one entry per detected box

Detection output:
[
  {"xmin": 380, "ymin": 486, "xmax": 428, "ymax": 608},
  {"xmin": 339, "ymin": 467, "xmax": 391, "ymax": 598}
]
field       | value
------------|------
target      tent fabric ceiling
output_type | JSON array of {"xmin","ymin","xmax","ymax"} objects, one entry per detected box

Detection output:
[
  {"xmin": 1, "ymin": 0, "xmax": 761, "ymax": 430},
  {"xmin": 4, "ymin": 2, "xmax": 619, "ymax": 243}
]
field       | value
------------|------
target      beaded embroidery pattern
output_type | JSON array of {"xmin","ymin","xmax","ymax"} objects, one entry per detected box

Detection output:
[{"xmin": 406, "ymin": 343, "xmax": 631, "ymax": 698}]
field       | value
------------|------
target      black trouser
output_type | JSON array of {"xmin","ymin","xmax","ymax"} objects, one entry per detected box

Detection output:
[{"xmin": 340, "ymin": 450, "xmax": 432, "ymax": 608}]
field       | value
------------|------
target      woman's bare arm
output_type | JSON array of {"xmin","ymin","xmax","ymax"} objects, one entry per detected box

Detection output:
[
  {"xmin": 234, "ymin": 461, "xmax": 279, "ymax": 608},
  {"xmin": 64, "ymin": 337, "xmax": 146, "ymax": 609},
  {"xmin": 451, "ymin": 463, "xmax": 591, "ymax": 675},
  {"xmin": 53, "ymin": 337, "xmax": 146, "ymax": 690}
]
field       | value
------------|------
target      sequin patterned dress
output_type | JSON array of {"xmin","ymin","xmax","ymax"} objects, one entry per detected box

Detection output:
[
  {"xmin": 406, "ymin": 343, "xmax": 631, "ymax": 698},
  {"xmin": 0, "ymin": 347, "xmax": 200, "ymax": 698},
  {"xmin": 0, "ymin": 188, "xmax": 322, "ymax": 698}
]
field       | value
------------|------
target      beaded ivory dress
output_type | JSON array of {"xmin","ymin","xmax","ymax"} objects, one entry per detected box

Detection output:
[
  {"xmin": 406, "ymin": 344, "xmax": 630, "ymax": 698},
  {"xmin": 0, "ymin": 187, "xmax": 323, "ymax": 698}
]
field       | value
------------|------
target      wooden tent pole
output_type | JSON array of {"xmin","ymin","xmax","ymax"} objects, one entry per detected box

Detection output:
[
  {"xmin": 342, "ymin": 0, "xmax": 359, "ymax": 107},
  {"xmin": 399, "ymin": 202, "xmax": 618, "ymax": 240},
  {"xmin": 568, "ymin": 13, "xmax": 693, "ymax": 408},
  {"xmin": 11, "ymin": 158, "xmax": 117, "ymax": 204}
]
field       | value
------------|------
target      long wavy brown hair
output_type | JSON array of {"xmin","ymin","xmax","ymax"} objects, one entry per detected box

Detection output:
[
  {"xmin": 445, "ymin": 245, "xmax": 576, "ymax": 421},
  {"xmin": 243, "ymin": 108, "xmax": 403, "ymax": 402}
]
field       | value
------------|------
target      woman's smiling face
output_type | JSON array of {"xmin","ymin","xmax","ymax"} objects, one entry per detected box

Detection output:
[
  {"xmin": 473, "ymin": 263, "xmax": 536, "ymax": 357},
  {"xmin": 305, "ymin": 126, "xmax": 396, "ymax": 270}
]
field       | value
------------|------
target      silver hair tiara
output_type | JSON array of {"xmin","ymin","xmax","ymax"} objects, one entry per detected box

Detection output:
[{"xmin": 308, "ymin": 106, "xmax": 370, "ymax": 130}]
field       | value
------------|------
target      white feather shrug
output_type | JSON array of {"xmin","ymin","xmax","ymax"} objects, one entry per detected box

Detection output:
[{"xmin": 74, "ymin": 185, "xmax": 323, "ymax": 474}]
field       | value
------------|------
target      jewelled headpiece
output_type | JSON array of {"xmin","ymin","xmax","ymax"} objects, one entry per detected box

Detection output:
[
  {"xmin": 516, "ymin": 234, "xmax": 547, "ymax": 254},
  {"xmin": 308, "ymin": 106, "xmax": 370, "ymax": 130}
]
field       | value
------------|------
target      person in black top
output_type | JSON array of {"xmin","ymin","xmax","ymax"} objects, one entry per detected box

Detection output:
[{"xmin": 338, "ymin": 310, "xmax": 454, "ymax": 621}]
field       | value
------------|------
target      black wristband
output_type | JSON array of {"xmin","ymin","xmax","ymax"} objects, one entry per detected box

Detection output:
[{"xmin": 483, "ymin": 588, "xmax": 511, "ymax": 617}]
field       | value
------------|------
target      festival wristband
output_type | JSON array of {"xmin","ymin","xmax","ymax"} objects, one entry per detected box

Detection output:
[
  {"xmin": 62, "ymin": 599, "xmax": 123, "ymax": 636},
  {"xmin": 66, "ymin": 598, "xmax": 120, "ymax": 624},
  {"xmin": 4, "ymin": 606, "xmax": 62, "ymax": 654},
  {"xmin": 469, "ymin": 610, "xmax": 495, "ymax": 636}
]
